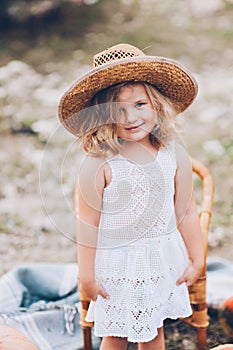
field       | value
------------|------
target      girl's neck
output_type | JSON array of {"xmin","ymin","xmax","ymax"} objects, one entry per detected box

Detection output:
[{"xmin": 119, "ymin": 141, "xmax": 159, "ymax": 164}]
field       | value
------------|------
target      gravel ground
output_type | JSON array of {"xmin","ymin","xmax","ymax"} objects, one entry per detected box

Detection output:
[{"xmin": 0, "ymin": 0, "xmax": 233, "ymax": 348}]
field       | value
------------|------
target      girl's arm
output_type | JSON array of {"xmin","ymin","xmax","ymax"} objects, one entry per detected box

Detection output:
[
  {"xmin": 174, "ymin": 143, "xmax": 204, "ymax": 287},
  {"xmin": 76, "ymin": 156, "xmax": 109, "ymax": 301}
]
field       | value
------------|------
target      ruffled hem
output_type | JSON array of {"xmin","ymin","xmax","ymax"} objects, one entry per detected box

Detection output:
[
  {"xmin": 90, "ymin": 310, "xmax": 192, "ymax": 343},
  {"xmin": 85, "ymin": 274, "xmax": 193, "ymax": 342}
]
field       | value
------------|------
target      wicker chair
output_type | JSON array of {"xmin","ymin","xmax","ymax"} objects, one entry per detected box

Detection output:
[{"xmin": 75, "ymin": 157, "xmax": 214, "ymax": 350}]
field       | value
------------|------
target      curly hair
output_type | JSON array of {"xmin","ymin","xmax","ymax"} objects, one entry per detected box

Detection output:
[{"xmin": 76, "ymin": 81, "xmax": 178, "ymax": 157}]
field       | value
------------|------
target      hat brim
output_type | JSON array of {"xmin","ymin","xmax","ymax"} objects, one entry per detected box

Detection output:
[{"xmin": 58, "ymin": 56, "xmax": 198, "ymax": 135}]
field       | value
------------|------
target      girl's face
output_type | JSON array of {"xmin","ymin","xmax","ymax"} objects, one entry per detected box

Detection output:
[{"xmin": 116, "ymin": 84, "xmax": 158, "ymax": 146}]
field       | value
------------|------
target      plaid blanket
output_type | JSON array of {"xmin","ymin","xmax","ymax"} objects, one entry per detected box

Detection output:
[
  {"xmin": 0, "ymin": 263, "xmax": 100, "ymax": 350},
  {"xmin": 206, "ymin": 256, "xmax": 233, "ymax": 307},
  {"xmin": 0, "ymin": 258, "xmax": 232, "ymax": 349}
]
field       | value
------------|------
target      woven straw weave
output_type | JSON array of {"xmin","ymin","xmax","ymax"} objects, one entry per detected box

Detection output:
[{"xmin": 93, "ymin": 44, "xmax": 144, "ymax": 67}]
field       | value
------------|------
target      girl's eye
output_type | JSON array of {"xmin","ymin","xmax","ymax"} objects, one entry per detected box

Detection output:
[{"xmin": 136, "ymin": 102, "xmax": 145, "ymax": 108}]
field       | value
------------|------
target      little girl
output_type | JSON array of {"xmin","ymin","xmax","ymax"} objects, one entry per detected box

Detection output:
[{"xmin": 59, "ymin": 44, "xmax": 204, "ymax": 350}]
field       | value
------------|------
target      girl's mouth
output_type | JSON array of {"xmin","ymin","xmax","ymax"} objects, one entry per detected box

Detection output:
[{"xmin": 125, "ymin": 123, "xmax": 144, "ymax": 131}]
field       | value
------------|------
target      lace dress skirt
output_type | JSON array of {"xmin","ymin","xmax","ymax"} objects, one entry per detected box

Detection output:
[{"xmin": 86, "ymin": 230, "xmax": 192, "ymax": 342}]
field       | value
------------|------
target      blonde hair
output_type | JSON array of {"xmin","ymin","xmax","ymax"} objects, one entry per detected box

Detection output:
[{"xmin": 76, "ymin": 81, "xmax": 177, "ymax": 157}]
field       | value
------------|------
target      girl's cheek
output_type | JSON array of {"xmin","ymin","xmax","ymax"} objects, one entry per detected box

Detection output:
[{"xmin": 115, "ymin": 114, "xmax": 125, "ymax": 126}]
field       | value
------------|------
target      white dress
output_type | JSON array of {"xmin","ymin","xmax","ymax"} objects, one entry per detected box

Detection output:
[{"xmin": 85, "ymin": 142, "xmax": 192, "ymax": 343}]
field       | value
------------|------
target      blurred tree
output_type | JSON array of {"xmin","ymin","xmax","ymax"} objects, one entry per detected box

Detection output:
[{"xmin": 0, "ymin": 0, "xmax": 100, "ymax": 29}]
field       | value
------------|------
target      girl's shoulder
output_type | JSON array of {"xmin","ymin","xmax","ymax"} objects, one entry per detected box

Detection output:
[
  {"xmin": 79, "ymin": 155, "xmax": 113, "ymax": 189},
  {"xmin": 79, "ymin": 155, "xmax": 106, "ymax": 173},
  {"xmin": 78, "ymin": 155, "xmax": 106, "ymax": 185}
]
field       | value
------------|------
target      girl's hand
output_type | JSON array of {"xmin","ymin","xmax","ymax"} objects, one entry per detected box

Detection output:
[
  {"xmin": 176, "ymin": 264, "xmax": 203, "ymax": 287},
  {"xmin": 80, "ymin": 280, "xmax": 109, "ymax": 301}
]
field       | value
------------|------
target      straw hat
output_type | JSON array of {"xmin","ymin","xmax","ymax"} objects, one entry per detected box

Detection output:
[{"xmin": 58, "ymin": 43, "xmax": 198, "ymax": 135}]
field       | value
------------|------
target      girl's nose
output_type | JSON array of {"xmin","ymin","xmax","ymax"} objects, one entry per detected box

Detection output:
[{"xmin": 125, "ymin": 107, "xmax": 137, "ymax": 124}]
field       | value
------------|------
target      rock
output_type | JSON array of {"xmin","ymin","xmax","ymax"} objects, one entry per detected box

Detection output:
[
  {"xmin": 203, "ymin": 140, "xmax": 225, "ymax": 157},
  {"xmin": 211, "ymin": 345, "xmax": 233, "ymax": 349},
  {"xmin": 208, "ymin": 227, "xmax": 225, "ymax": 248},
  {"xmin": 0, "ymin": 325, "xmax": 39, "ymax": 350}
]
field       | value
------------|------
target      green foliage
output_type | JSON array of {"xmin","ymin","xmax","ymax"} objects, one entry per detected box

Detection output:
[{"xmin": 223, "ymin": 138, "xmax": 233, "ymax": 154}]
